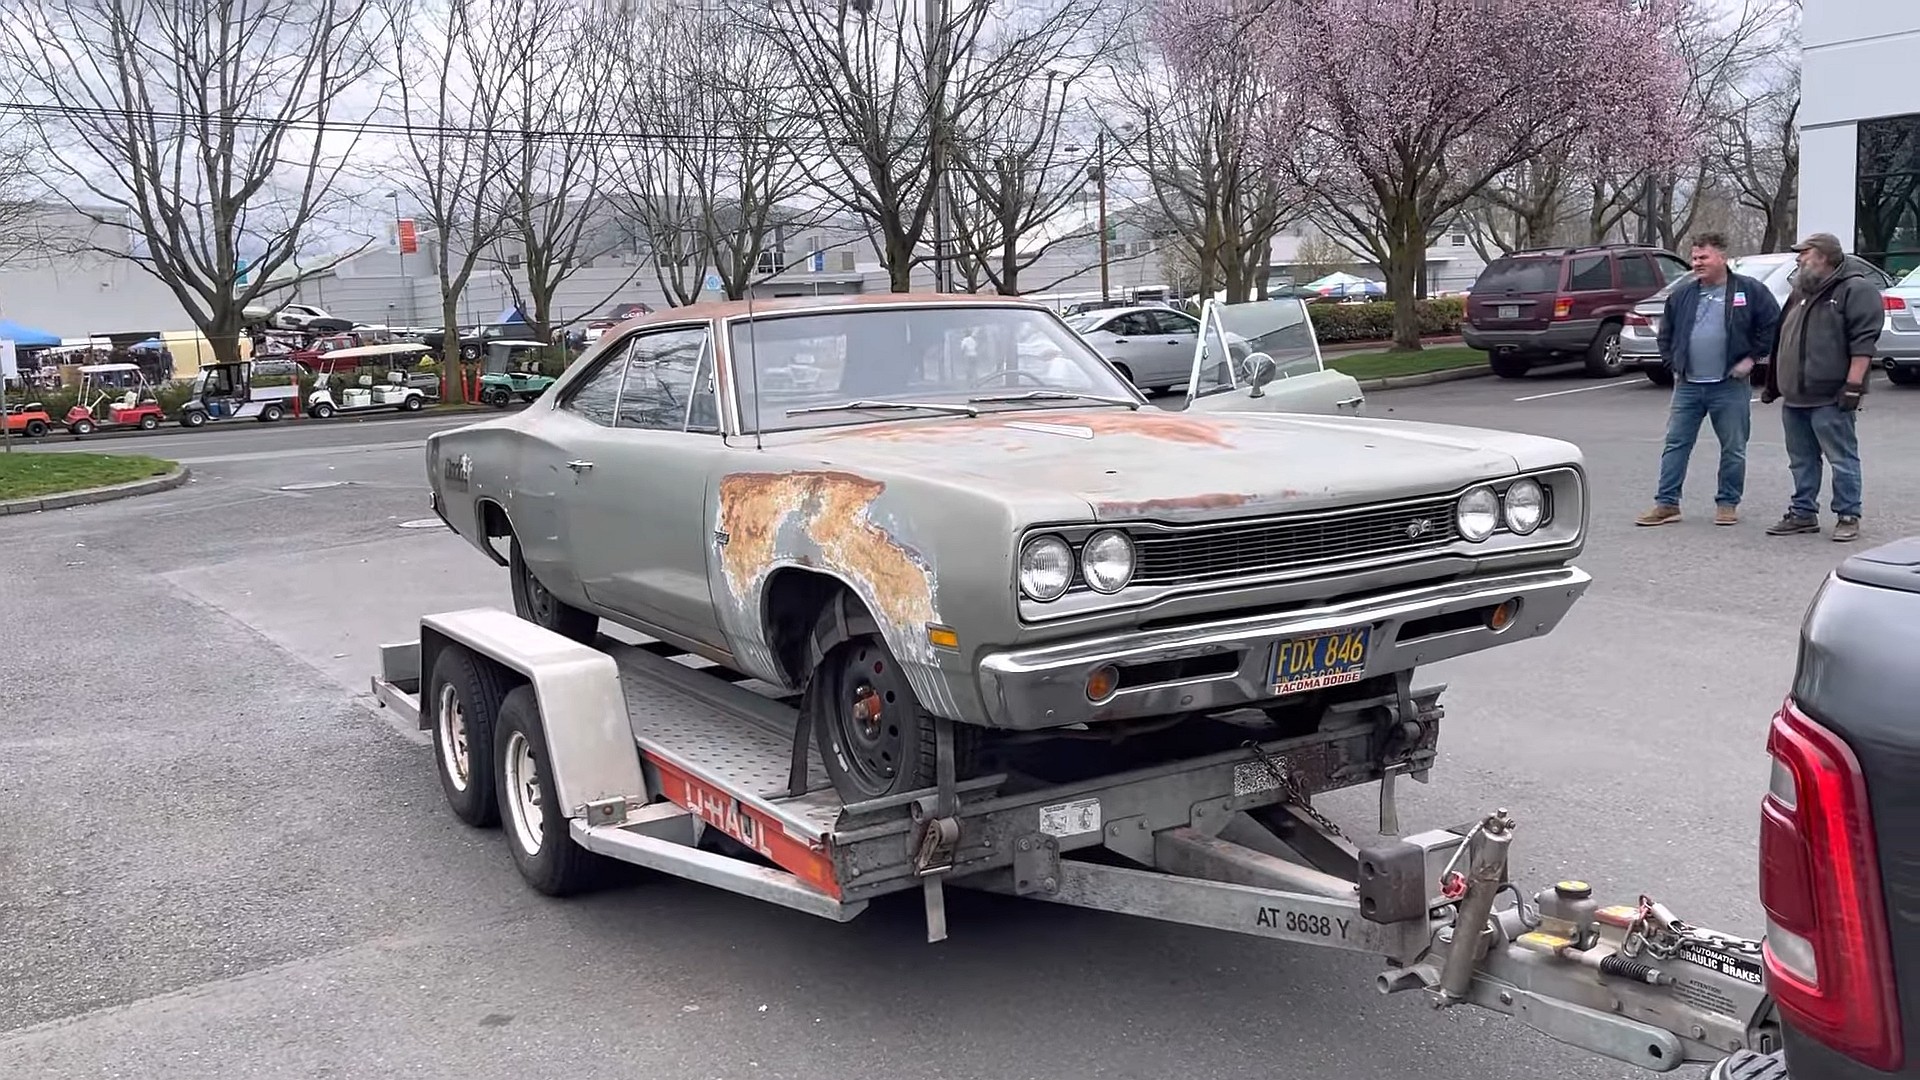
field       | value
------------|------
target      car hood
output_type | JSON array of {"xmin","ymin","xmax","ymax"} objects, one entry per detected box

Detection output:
[{"xmin": 779, "ymin": 407, "xmax": 1541, "ymax": 523}]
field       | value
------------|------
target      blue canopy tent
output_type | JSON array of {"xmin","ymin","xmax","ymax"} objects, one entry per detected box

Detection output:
[{"xmin": 0, "ymin": 319, "xmax": 61, "ymax": 347}]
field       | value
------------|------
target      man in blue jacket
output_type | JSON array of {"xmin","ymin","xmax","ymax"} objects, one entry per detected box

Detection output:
[{"xmin": 1635, "ymin": 233, "xmax": 1782, "ymax": 527}]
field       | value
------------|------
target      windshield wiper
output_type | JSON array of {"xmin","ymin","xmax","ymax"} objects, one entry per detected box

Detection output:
[
  {"xmin": 785, "ymin": 398, "xmax": 979, "ymax": 418},
  {"xmin": 967, "ymin": 389, "xmax": 1141, "ymax": 410}
]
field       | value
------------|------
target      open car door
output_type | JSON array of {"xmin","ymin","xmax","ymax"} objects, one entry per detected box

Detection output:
[{"xmin": 1178, "ymin": 298, "xmax": 1365, "ymax": 417}]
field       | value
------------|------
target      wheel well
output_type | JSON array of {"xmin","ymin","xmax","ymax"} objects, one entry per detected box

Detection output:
[
  {"xmin": 762, "ymin": 568, "xmax": 874, "ymax": 687},
  {"xmin": 477, "ymin": 499, "xmax": 514, "ymax": 565}
]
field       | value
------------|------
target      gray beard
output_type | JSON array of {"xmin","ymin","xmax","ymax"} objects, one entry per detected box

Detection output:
[{"xmin": 1798, "ymin": 266, "xmax": 1831, "ymax": 292}]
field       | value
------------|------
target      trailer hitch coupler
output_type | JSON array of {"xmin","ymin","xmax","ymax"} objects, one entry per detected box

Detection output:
[{"xmin": 1435, "ymin": 809, "xmax": 1515, "ymax": 1006}]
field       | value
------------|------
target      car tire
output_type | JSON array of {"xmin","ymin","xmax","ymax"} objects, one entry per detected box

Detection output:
[
  {"xmin": 508, "ymin": 536, "xmax": 599, "ymax": 645},
  {"xmin": 493, "ymin": 685, "xmax": 615, "ymax": 896},
  {"xmin": 807, "ymin": 631, "xmax": 978, "ymax": 804},
  {"xmin": 1488, "ymin": 352, "xmax": 1531, "ymax": 379},
  {"xmin": 426, "ymin": 644, "xmax": 505, "ymax": 828},
  {"xmin": 1886, "ymin": 364, "xmax": 1920, "ymax": 386},
  {"xmin": 1111, "ymin": 362, "xmax": 1134, "ymax": 386},
  {"xmin": 1644, "ymin": 365, "xmax": 1675, "ymax": 388},
  {"xmin": 1583, "ymin": 323, "xmax": 1624, "ymax": 378}
]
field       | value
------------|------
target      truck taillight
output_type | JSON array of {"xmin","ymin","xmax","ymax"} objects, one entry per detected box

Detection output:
[
  {"xmin": 1625, "ymin": 312, "xmax": 1649, "ymax": 327},
  {"xmin": 1885, "ymin": 295, "xmax": 1907, "ymax": 311},
  {"xmin": 1760, "ymin": 698, "xmax": 1904, "ymax": 1071},
  {"xmin": 1553, "ymin": 297, "xmax": 1573, "ymax": 319}
]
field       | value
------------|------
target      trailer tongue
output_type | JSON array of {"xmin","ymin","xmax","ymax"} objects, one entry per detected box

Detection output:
[{"xmin": 372, "ymin": 607, "xmax": 1777, "ymax": 1074}]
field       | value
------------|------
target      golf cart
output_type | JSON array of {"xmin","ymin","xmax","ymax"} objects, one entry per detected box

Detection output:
[
  {"xmin": 63, "ymin": 363, "xmax": 165, "ymax": 435},
  {"xmin": 3, "ymin": 399, "xmax": 52, "ymax": 438},
  {"xmin": 178, "ymin": 360, "xmax": 298, "ymax": 427},
  {"xmin": 305, "ymin": 343, "xmax": 435, "ymax": 419},
  {"xmin": 477, "ymin": 340, "xmax": 555, "ymax": 407}
]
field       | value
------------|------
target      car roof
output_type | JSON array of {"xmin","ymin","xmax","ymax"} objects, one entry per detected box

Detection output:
[{"xmin": 604, "ymin": 292, "xmax": 1053, "ymax": 336}]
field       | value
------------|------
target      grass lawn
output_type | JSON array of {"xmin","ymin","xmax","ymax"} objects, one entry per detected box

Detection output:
[
  {"xmin": 0, "ymin": 451, "xmax": 176, "ymax": 501},
  {"xmin": 1327, "ymin": 345, "xmax": 1486, "ymax": 381}
]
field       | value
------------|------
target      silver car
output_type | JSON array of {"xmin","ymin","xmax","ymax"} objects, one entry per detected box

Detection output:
[
  {"xmin": 1877, "ymin": 265, "xmax": 1920, "ymax": 385},
  {"xmin": 425, "ymin": 293, "xmax": 1591, "ymax": 804},
  {"xmin": 1622, "ymin": 253, "xmax": 1893, "ymax": 386},
  {"xmin": 1066, "ymin": 305, "xmax": 1205, "ymax": 392}
]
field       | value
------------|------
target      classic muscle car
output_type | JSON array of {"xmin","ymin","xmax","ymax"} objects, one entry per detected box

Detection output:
[{"xmin": 425, "ymin": 293, "xmax": 1592, "ymax": 804}]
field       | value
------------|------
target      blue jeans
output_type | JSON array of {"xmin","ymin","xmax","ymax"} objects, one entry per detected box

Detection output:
[
  {"xmin": 1782, "ymin": 404, "xmax": 1862, "ymax": 518},
  {"xmin": 1655, "ymin": 378, "xmax": 1751, "ymax": 507}
]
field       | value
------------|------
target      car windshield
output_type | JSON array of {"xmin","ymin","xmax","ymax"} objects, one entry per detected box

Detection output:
[
  {"xmin": 1475, "ymin": 257, "xmax": 1560, "ymax": 293},
  {"xmin": 1192, "ymin": 298, "xmax": 1321, "ymax": 396},
  {"xmin": 729, "ymin": 304, "xmax": 1137, "ymax": 432}
]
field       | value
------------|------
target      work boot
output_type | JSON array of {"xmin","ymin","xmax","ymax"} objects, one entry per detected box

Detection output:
[
  {"xmin": 1766, "ymin": 513, "xmax": 1820, "ymax": 536},
  {"xmin": 1832, "ymin": 516, "xmax": 1861, "ymax": 543},
  {"xmin": 1635, "ymin": 504, "xmax": 1681, "ymax": 526},
  {"xmin": 1714, "ymin": 504, "xmax": 1738, "ymax": 526}
]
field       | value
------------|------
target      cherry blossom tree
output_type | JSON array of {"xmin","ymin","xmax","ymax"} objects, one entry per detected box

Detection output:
[{"xmin": 1152, "ymin": 0, "xmax": 1692, "ymax": 350}]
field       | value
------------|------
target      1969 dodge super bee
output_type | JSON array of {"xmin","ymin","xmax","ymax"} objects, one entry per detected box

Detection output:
[{"xmin": 426, "ymin": 293, "xmax": 1592, "ymax": 803}]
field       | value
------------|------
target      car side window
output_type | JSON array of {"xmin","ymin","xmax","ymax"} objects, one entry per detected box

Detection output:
[
  {"xmin": 1150, "ymin": 310, "xmax": 1197, "ymax": 336},
  {"xmin": 1568, "ymin": 255, "xmax": 1613, "ymax": 291},
  {"xmin": 1619, "ymin": 255, "xmax": 1659, "ymax": 290},
  {"xmin": 1111, "ymin": 312, "xmax": 1155, "ymax": 337},
  {"xmin": 686, "ymin": 343, "xmax": 721, "ymax": 434},
  {"xmin": 613, "ymin": 326, "xmax": 711, "ymax": 432},
  {"xmin": 1652, "ymin": 253, "xmax": 1691, "ymax": 282},
  {"xmin": 558, "ymin": 341, "xmax": 629, "ymax": 426}
]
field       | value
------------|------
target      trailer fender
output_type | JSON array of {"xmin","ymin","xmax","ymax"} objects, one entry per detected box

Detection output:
[{"xmin": 417, "ymin": 608, "xmax": 649, "ymax": 819}]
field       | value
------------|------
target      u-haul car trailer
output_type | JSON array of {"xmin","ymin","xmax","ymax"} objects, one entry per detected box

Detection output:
[{"xmin": 372, "ymin": 608, "xmax": 1781, "ymax": 1077}]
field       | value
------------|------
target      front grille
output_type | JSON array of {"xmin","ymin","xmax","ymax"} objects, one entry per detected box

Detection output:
[{"xmin": 1129, "ymin": 497, "xmax": 1458, "ymax": 586}]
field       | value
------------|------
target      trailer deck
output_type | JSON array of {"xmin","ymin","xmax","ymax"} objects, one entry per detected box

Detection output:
[{"xmin": 372, "ymin": 607, "xmax": 1783, "ymax": 1074}]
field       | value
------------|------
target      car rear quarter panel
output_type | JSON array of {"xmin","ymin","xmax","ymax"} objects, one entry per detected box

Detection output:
[{"xmin": 429, "ymin": 418, "xmax": 582, "ymax": 602}]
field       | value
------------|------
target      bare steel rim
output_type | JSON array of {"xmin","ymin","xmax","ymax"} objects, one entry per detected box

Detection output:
[
  {"xmin": 503, "ymin": 730, "xmax": 545, "ymax": 856},
  {"xmin": 829, "ymin": 640, "xmax": 911, "ymax": 798},
  {"xmin": 435, "ymin": 682, "xmax": 470, "ymax": 792},
  {"xmin": 521, "ymin": 560, "xmax": 557, "ymax": 625}
]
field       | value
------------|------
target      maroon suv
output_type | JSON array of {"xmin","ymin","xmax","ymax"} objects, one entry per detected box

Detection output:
[{"xmin": 1463, "ymin": 243, "xmax": 1690, "ymax": 379}]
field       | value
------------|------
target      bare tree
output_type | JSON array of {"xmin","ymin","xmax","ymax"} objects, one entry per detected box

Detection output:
[
  {"xmin": 0, "ymin": 0, "xmax": 385, "ymax": 365},
  {"xmin": 490, "ymin": 0, "xmax": 636, "ymax": 341},
  {"xmin": 747, "ymin": 0, "xmax": 1105, "ymax": 292},
  {"xmin": 385, "ymin": 0, "xmax": 522, "ymax": 400},
  {"xmin": 0, "ymin": 132, "xmax": 54, "ymax": 271}
]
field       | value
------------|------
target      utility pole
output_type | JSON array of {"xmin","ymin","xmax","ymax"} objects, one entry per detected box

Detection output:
[
  {"xmin": 926, "ymin": 0, "xmax": 949, "ymax": 292},
  {"xmin": 1096, "ymin": 128, "xmax": 1109, "ymax": 302}
]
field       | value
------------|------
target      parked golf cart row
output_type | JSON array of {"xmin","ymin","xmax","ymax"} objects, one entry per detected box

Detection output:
[{"xmin": 2, "ymin": 339, "xmax": 558, "ymax": 441}]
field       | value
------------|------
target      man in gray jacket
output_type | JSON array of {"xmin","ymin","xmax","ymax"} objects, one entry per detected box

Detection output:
[{"xmin": 1760, "ymin": 233, "xmax": 1883, "ymax": 542}]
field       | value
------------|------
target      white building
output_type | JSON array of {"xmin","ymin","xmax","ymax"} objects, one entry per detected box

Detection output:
[{"xmin": 1799, "ymin": 2, "xmax": 1920, "ymax": 277}]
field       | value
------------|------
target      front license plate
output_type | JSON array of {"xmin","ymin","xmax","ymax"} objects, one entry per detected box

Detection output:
[
  {"xmin": 1498, "ymin": 304, "xmax": 1519, "ymax": 320},
  {"xmin": 1271, "ymin": 626, "xmax": 1371, "ymax": 695}
]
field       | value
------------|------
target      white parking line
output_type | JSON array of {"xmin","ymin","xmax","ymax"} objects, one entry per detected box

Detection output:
[{"xmin": 1513, "ymin": 378, "xmax": 1650, "ymax": 402}]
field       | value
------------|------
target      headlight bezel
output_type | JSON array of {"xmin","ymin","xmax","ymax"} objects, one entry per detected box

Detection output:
[
  {"xmin": 1080, "ymin": 529, "xmax": 1135, "ymax": 594},
  {"xmin": 1018, "ymin": 533, "xmax": 1075, "ymax": 601}
]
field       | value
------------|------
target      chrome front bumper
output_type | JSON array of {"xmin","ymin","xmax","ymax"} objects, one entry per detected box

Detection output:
[{"xmin": 975, "ymin": 566, "xmax": 1592, "ymax": 730}]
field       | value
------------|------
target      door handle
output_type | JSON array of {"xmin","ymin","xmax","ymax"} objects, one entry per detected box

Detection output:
[
  {"xmin": 566, "ymin": 459, "xmax": 594, "ymax": 472},
  {"xmin": 1112, "ymin": 338, "xmax": 1129, "ymax": 344},
  {"xmin": 1336, "ymin": 397, "xmax": 1364, "ymax": 410}
]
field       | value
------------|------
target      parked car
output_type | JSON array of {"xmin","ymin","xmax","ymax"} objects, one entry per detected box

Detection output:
[
  {"xmin": 1463, "ymin": 243, "xmax": 1690, "ymax": 379},
  {"xmin": 1065, "ymin": 304, "xmax": 1204, "ymax": 392},
  {"xmin": 1620, "ymin": 252, "xmax": 1894, "ymax": 386},
  {"xmin": 1876, "ymin": 264, "xmax": 1920, "ymax": 385},
  {"xmin": 424, "ymin": 293, "xmax": 1591, "ymax": 805}
]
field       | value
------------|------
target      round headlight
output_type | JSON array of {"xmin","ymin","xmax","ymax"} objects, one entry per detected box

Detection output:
[
  {"xmin": 1019, "ymin": 535, "xmax": 1074, "ymax": 601},
  {"xmin": 1456, "ymin": 486, "xmax": 1500, "ymax": 542},
  {"xmin": 1081, "ymin": 530, "xmax": 1135, "ymax": 593},
  {"xmin": 1502, "ymin": 478, "xmax": 1546, "ymax": 535}
]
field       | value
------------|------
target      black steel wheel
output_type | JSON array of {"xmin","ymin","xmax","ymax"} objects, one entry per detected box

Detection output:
[
  {"xmin": 809, "ymin": 634, "xmax": 975, "ymax": 802},
  {"xmin": 508, "ymin": 535, "xmax": 598, "ymax": 645}
]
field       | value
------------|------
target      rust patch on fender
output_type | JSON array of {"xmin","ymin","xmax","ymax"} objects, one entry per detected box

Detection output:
[
  {"xmin": 810, "ymin": 409, "xmax": 1240, "ymax": 448},
  {"xmin": 1095, "ymin": 492, "xmax": 1254, "ymax": 517},
  {"xmin": 716, "ymin": 471, "xmax": 936, "ymax": 634}
]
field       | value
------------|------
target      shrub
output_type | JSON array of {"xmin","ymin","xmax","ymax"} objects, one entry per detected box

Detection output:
[{"xmin": 1308, "ymin": 297, "xmax": 1465, "ymax": 345}]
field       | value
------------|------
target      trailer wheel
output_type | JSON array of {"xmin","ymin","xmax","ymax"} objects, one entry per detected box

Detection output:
[
  {"xmin": 494, "ymin": 685, "xmax": 610, "ymax": 896},
  {"xmin": 809, "ymin": 633, "xmax": 976, "ymax": 803},
  {"xmin": 509, "ymin": 536, "xmax": 598, "ymax": 645},
  {"xmin": 427, "ymin": 645, "xmax": 507, "ymax": 828}
]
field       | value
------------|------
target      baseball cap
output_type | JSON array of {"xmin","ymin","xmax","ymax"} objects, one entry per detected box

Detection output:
[{"xmin": 1792, "ymin": 232, "xmax": 1845, "ymax": 261}]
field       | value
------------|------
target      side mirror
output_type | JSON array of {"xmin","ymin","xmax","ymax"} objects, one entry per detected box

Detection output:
[{"xmin": 1243, "ymin": 352, "xmax": 1277, "ymax": 397}]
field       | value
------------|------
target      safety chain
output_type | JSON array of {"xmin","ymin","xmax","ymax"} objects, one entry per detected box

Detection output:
[
  {"xmin": 1622, "ymin": 895, "xmax": 1765, "ymax": 960},
  {"xmin": 1242, "ymin": 740, "xmax": 1346, "ymax": 840}
]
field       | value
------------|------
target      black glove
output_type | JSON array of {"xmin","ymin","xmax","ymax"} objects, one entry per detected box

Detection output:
[
  {"xmin": 1840, "ymin": 381, "xmax": 1865, "ymax": 411},
  {"xmin": 1760, "ymin": 387, "xmax": 1779, "ymax": 404}
]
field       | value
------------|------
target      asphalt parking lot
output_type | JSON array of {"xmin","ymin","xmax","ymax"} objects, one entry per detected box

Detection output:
[{"xmin": 5, "ymin": 369, "xmax": 1916, "ymax": 1079}]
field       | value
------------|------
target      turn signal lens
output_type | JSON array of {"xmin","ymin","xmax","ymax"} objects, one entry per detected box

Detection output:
[
  {"xmin": 1086, "ymin": 665, "xmax": 1119, "ymax": 702},
  {"xmin": 1488, "ymin": 599, "xmax": 1521, "ymax": 631}
]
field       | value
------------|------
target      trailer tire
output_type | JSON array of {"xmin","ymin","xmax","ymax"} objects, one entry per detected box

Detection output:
[
  {"xmin": 426, "ymin": 645, "xmax": 506, "ymax": 828},
  {"xmin": 494, "ymin": 685, "xmax": 611, "ymax": 896},
  {"xmin": 509, "ymin": 536, "xmax": 599, "ymax": 645},
  {"xmin": 808, "ymin": 632, "xmax": 976, "ymax": 803}
]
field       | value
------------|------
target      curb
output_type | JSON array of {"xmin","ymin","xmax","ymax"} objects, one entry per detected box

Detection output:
[
  {"xmin": 1322, "ymin": 335, "xmax": 1465, "ymax": 357},
  {"xmin": 17, "ymin": 402, "xmax": 505, "ymax": 448},
  {"xmin": 1357, "ymin": 365, "xmax": 1493, "ymax": 391},
  {"xmin": 0, "ymin": 465, "xmax": 192, "ymax": 517}
]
